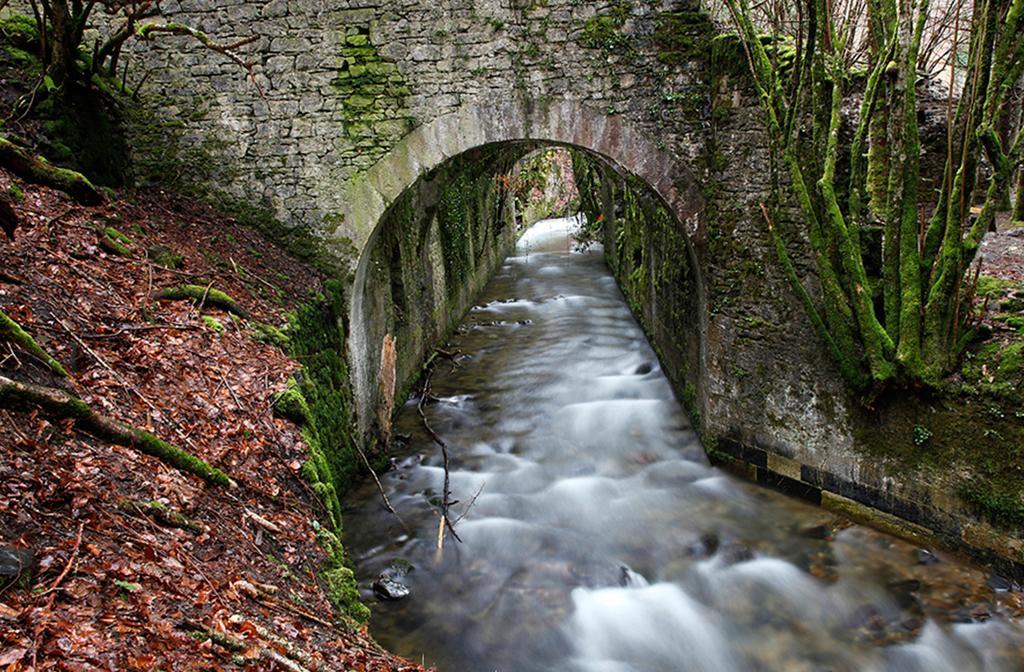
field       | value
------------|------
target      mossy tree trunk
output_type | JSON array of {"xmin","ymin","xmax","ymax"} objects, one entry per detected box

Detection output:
[{"xmin": 725, "ymin": 0, "xmax": 1024, "ymax": 392}]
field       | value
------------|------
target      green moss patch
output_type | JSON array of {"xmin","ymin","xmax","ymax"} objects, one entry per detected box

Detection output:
[
  {"xmin": 147, "ymin": 244, "xmax": 184, "ymax": 269},
  {"xmin": 283, "ymin": 280, "xmax": 369, "ymax": 621},
  {"xmin": 653, "ymin": 10, "xmax": 714, "ymax": 65},
  {"xmin": 154, "ymin": 285, "xmax": 250, "ymax": 319},
  {"xmin": 580, "ymin": 2, "xmax": 632, "ymax": 54},
  {"xmin": 201, "ymin": 315, "xmax": 225, "ymax": 335}
]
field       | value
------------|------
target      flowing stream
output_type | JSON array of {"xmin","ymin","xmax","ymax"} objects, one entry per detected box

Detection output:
[{"xmin": 343, "ymin": 217, "xmax": 1024, "ymax": 672}]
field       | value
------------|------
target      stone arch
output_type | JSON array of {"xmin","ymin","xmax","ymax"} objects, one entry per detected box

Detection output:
[{"xmin": 345, "ymin": 97, "xmax": 708, "ymax": 434}]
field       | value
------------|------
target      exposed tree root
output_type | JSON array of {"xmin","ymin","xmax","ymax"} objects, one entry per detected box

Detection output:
[
  {"xmin": 0, "ymin": 309, "xmax": 69, "ymax": 377},
  {"xmin": 153, "ymin": 285, "xmax": 250, "ymax": 319},
  {"xmin": 0, "ymin": 137, "xmax": 103, "ymax": 206},
  {"xmin": 0, "ymin": 375, "xmax": 233, "ymax": 487}
]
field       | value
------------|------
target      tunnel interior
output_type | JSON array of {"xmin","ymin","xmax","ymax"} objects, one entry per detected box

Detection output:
[{"xmin": 350, "ymin": 140, "xmax": 706, "ymax": 446}]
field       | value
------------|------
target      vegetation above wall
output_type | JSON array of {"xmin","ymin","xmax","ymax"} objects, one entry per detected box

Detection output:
[{"xmin": 725, "ymin": 0, "xmax": 1024, "ymax": 393}]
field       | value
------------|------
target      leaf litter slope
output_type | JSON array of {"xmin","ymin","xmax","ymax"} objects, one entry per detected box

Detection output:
[{"xmin": 0, "ymin": 170, "xmax": 426, "ymax": 672}]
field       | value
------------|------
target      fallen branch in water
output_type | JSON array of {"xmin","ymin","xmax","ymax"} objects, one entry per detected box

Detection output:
[
  {"xmin": 355, "ymin": 444, "xmax": 412, "ymax": 535},
  {"xmin": 416, "ymin": 361, "xmax": 461, "ymax": 551}
]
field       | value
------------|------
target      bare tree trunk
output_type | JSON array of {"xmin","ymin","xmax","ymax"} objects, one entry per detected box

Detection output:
[
  {"xmin": 1014, "ymin": 166, "xmax": 1024, "ymax": 221},
  {"xmin": 45, "ymin": 0, "xmax": 78, "ymax": 84}
]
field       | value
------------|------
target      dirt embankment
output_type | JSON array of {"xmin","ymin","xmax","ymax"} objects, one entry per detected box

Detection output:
[{"xmin": 0, "ymin": 171, "xmax": 424, "ymax": 671}]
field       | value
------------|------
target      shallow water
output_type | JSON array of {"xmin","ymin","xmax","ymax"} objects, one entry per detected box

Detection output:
[{"xmin": 343, "ymin": 217, "xmax": 1024, "ymax": 672}]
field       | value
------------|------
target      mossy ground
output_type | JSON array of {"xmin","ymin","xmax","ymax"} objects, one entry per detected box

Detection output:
[
  {"xmin": 281, "ymin": 280, "xmax": 374, "ymax": 622},
  {"xmin": 847, "ymin": 270, "xmax": 1024, "ymax": 534}
]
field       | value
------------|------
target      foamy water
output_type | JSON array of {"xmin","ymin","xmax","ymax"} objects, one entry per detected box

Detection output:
[{"xmin": 343, "ymin": 217, "xmax": 1024, "ymax": 671}]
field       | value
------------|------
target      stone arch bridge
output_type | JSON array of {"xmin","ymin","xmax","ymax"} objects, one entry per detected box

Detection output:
[{"xmin": 120, "ymin": 0, "xmax": 1011, "ymax": 565}]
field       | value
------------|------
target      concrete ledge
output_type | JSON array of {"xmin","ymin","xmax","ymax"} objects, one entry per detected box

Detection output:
[{"xmin": 709, "ymin": 437, "xmax": 1024, "ymax": 581}]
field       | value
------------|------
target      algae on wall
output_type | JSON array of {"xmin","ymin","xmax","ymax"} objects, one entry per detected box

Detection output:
[
  {"xmin": 353, "ymin": 144, "xmax": 530, "ymax": 439},
  {"xmin": 572, "ymin": 150, "xmax": 703, "ymax": 428}
]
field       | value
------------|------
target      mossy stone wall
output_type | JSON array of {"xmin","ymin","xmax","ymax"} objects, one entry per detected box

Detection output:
[
  {"xmin": 70, "ymin": 0, "xmax": 1024, "ymax": 571},
  {"xmin": 353, "ymin": 145, "xmax": 526, "ymax": 438}
]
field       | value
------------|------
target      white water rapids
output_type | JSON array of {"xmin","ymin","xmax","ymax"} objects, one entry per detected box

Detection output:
[{"xmin": 343, "ymin": 217, "xmax": 1024, "ymax": 671}]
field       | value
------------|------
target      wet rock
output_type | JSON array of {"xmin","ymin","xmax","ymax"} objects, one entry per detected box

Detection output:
[
  {"xmin": 949, "ymin": 607, "xmax": 975, "ymax": 623},
  {"xmin": 970, "ymin": 604, "xmax": 992, "ymax": 622},
  {"xmin": 619, "ymin": 565, "xmax": 648, "ymax": 588},
  {"xmin": 687, "ymin": 532, "xmax": 720, "ymax": 558},
  {"xmin": 987, "ymin": 573, "xmax": 1020, "ymax": 593},
  {"xmin": 372, "ymin": 559, "xmax": 413, "ymax": 601},
  {"xmin": 385, "ymin": 559, "xmax": 414, "ymax": 576},
  {"xmin": 844, "ymin": 603, "xmax": 882, "ymax": 629},
  {"xmin": 373, "ymin": 577, "xmax": 410, "ymax": 601},
  {"xmin": 0, "ymin": 548, "xmax": 32, "ymax": 578},
  {"xmin": 916, "ymin": 548, "xmax": 940, "ymax": 566},
  {"xmin": 634, "ymin": 362, "xmax": 653, "ymax": 375},
  {"xmin": 717, "ymin": 542, "xmax": 753, "ymax": 566},
  {"xmin": 799, "ymin": 524, "xmax": 831, "ymax": 540},
  {"xmin": 888, "ymin": 579, "xmax": 921, "ymax": 609}
]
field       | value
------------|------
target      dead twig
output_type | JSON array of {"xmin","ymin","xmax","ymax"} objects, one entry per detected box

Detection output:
[
  {"xmin": 40, "ymin": 521, "xmax": 84, "ymax": 596},
  {"xmin": 453, "ymin": 483, "xmax": 486, "ymax": 525},
  {"xmin": 355, "ymin": 444, "xmax": 412, "ymax": 535},
  {"xmin": 31, "ymin": 521, "xmax": 85, "ymax": 666},
  {"xmin": 56, "ymin": 317, "xmax": 159, "ymax": 414},
  {"xmin": 417, "ymin": 365, "xmax": 461, "ymax": 549}
]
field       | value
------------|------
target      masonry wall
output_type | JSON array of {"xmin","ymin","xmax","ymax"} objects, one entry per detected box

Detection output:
[
  {"xmin": 102, "ymin": 0, "xmax": 1024, "ymax": 570},
  {"xmin": 354, "ymin": 145, "xmax": 528, "ymax": 437}
]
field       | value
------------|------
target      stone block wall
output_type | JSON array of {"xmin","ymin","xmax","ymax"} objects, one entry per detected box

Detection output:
[{"xmin": 43, "ymin": 0, "xmax": 1024, "ymax": 568}]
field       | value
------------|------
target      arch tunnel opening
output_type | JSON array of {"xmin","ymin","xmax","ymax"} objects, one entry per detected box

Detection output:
[
  {"xmin": 349, "ymin": 140, "xmax": 707, "ymax": 448},
  {"xmin": 337, "ymin": 137, "xmax": 1024, "ymax": 672}
]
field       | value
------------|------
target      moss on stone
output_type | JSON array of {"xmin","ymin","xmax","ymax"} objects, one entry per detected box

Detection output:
[
  {"xmin": 653, "ymin": 10, "xmax": 714, "ymax": 65},
  {"xmin": 976, "ymin": 275, "xmax": 1020, "ymax": 299},
  {"xmin": 329, "ymin": 23, "xmax": 415, "ymax": 147},
  {"xmin": 960, "ymin": 481, "xmax": 1024, "ymax": 530},
  {"xmin": 250, "ymin": 321, "xmax": 290, "ymax": 350},
  {"xmin": 283, "ymin": 281, "xmax": 370, "ymax": 621},
  {"xmin": 0, "ymin": 14, "xmax": 40, "ymax": 46},
  {"xmin": 147, "ymin": 244, "xmax": 184, "ymax": 269},
  {"xmin": 437, "ymin": 172, "xmax": 475, "ymax": 291},
  {"xmin": 272, "ymin": 377, "xmax": 312, "ymax": 426},
  {"xmin": 580, "ymin": 3, "xmax": 632, "ymax": 54},
  {"xmin": 322, "ymin": 563, "xmax": 370, "ymax": 623}
]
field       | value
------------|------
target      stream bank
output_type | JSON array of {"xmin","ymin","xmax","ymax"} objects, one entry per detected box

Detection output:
[{"xmin": 0, "ymin": 170, "xmax": 422, "ymax": 671}]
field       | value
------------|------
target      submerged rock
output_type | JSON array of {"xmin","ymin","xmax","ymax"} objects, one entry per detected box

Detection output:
[
  {"xmin": 798, "ymin": 523, "xmax": 831, "ymax": 540},
  {"xmin": 373, "ymin": 577, "xmax": 411, "ymax": 601},
  {"xmin": 717, "ymin": 542, "xmax": 754, "ymax": 566},
  {"xmin": 373, "ymin": 559, "xmax": 413, "ymax": 601},
  {"xmin": 619, "ymin": 565, "xmax": 649, "ymax": 588}
]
